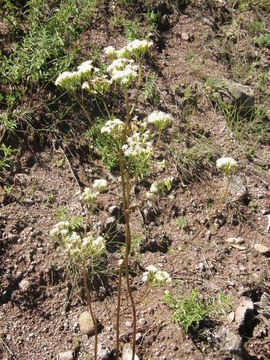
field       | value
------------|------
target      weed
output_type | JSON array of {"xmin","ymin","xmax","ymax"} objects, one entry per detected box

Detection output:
[
  {"xmin": 163, "ymin": 289, "xmax": 232, "ymax": 334},
  {"xmin": 169, "ymin": 139, "xmax": 214, "ymax": 182},
  {"xmin": 1, "ymin": 0, "xmax": 100, "ymax": 109},
  {"xmin": 124, "ymin": 20, "xmax": 140, "ymax": 40},
  {"xmin": 56, "ymin": 159, "xmax": 64, "ymax": 168},
  {"xmin": 176, "ymin": 216, "xmax": 187, "ymax": 230},
  {"xmin": 0, "ymin": 144, "xmax": 16, "ymax": 171},
  {"xmin": 55, "ymin": 207, "xmax": 69, "ymax": 222},
  {"xmin": 3, "ymin": 186, "xmax": 13, "ymax": 195},
  {"xmin": 254, "ymin": 33, "xmax": 270, "ymax": 48},
  {"xmin": 143, "ymin": 73, "xmax": 160, "ymax": 106}
]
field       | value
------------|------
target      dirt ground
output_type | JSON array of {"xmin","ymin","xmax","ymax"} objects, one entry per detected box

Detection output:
[{"xmin": 1, "ymin": 1, "xmax": 270, "ymax": 359}]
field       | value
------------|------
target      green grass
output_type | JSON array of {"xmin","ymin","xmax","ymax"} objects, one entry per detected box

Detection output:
[
  {"xmin": 163, "ymin": 289, "xmax": 232, "ymax": 334},
  {"xmin": 1, "ymin": 0, "xmax": 100, "ymax": 108}
]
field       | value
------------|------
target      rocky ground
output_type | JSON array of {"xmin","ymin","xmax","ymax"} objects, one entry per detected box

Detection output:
[{"xmin": 0, "ymin": 1, "xmax": 270, "ymax": 359}]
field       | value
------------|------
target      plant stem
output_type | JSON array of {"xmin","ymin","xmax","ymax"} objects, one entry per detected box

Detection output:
[
  {"xmin": 73, "ymin": 93, "xmax": 92, "ymax": 124},
  {"xmin": 119, "ymin": 150, "xmax": 137, "ymax": 360},
  {"xmin": 94, "ymin": 96, "xmax": 106, "ymax": 118},
  {"xmin": 116, "ymin": 260, "xmax": 124, "ymax": 360},
  {"xmin": 124, "ymin": 87, "xmax": 131, "ymax": 125},
  {"xmin": 83, "ymin": 265, "xmax": 98, "ymax": 360},
  {"xmin": 131, "ymin": 61, "xmax": 142, "ymax": 116}
]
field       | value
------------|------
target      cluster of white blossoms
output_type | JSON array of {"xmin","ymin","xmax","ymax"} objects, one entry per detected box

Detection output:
[
  {"xmin": 80, "ymin": 187, "xmax": 99, "ymax": 205},
  {"xmin": 82, "ymin": 75, "xmax": 112, "ymax": 96},
  {"xmin": 146, "ymin": 176, "xmax": 174, "ymax": 199},
  {"xmin": 50, "ymin": 221, "xmax": 105, "ymax": 258},
  {"xmin": 216, "ymin": 157, "xmax": 237, "ymax": 173},
  {"xmin": 142, "ymin": 265, "xmax": 172, "ymax": 285},
  {"xmin": 50, "ymin": 221, "xmax": 70, "ymax": 238},
  {"xmin": 104, "ymin": 39, "xmax": 153, "ymax": 60},
  {"xmin": 122, "ymin": 131, "xmax": 152, "ymax": 158},
  {"xmin": 66, "ymin": 232, "xmax": 105, "ymax": 257},
  {"xmin": 107, "ymin": 58, "xmax": 138, "ymax": 87},
  {"xmin": 93, "ymin": 179, "xmax": 108, "ymax": 193},
  {"xmin": 55, "ymin": 60, "xmax": 98, "ymax": 89},
  {"xmin": 147, "ymin": 111, "xmax": 173, "ymax": 131},
  {"xmin": 126, "ymin": 39, "xmax": 153, "ymax": 57},
  {"xmin": 55, "ymin": 71, "xmax": 80, "ymax": 88},
  {"xmin": 101, "ymin": 118, "xmax": 124, "ymax": 138}
]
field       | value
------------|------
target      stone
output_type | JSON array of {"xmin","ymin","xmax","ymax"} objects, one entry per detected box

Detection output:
[
  {"xmin": 254, "ymin": 243, "xmax": 270, "ymax": 255},
  {"xmin": 122, "ymin": 343, "xmax": 140, "ymax": 360},
  {"xmin": 216, "ymin": 78, "xmax": 255, "ymax": 110},
  {"xmin": 97, "ymin": 343, "xmax": 113, "ymax": 360},
  {"xmin": 57, "ymin": 350, "xmax": 74, "ymax": 360},
  {"xmin": 217, "ymin": 327, "xmax": 243, "ymax": 358},
  {"xmin": 79, "ymin": 311, "xmax": 95, "ymax": 336},
  {"xmin": 181, "ymin": 32, "xmax": 189, "ymax": 41},
  {"xmin": 228, "ymin": 176, "xmax": 249, "ymax": 203},
  {"xmin": 19, "ymin": 279, "xmax": 30, "ymax": 292},
  {"xmin": 125, "ymin": 320, "xmax": 133, "ymax": 328},
  {"xmin": 235, "ymin": 299, "xmax": 254, "ymax": 330},
  {"xmin": 226, "ymin": 237, "xmax": 245, "ymax": 245}
]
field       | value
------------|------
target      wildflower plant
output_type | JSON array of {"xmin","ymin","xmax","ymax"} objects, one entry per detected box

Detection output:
[
  {"xmin": 55, "ymin": 38, "xmax": 173, "ymax": 360},
  {"xmin": 216, "ymin": 156, "xmax": 238, "ymax": 207},
  {"xmin": 142, "ymin": 265, "xmax": 172, "ymax": 286}
]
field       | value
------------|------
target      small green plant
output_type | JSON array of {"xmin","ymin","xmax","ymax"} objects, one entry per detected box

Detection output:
[
  {"xmin": 176, "ymin": 216, "xmax": 187, "ymax": 230},
  {"xmin": 255, "ymin": 33, "xmax": 270, "ymax": 48},
  {"xmin": 55, "ymin": 207, "xmax": 69, "ymax": 222},
  {"xmin": 0, "ymin": 144, "xmax": 16, "ymax": 171},
  {"xmin": 56, "ymin": 159, "xmax": 64, "ymax": 168},
  {"xmin": 163, "ymin": 289, "xmax": 232, "ymax": 334},
  {"xmin": 124, "ymin": 20, "xmax": 140, "ymax": 40},
  {"xmin": 143, "ymin": 73, "xmax": 160, "ymax": 106}
]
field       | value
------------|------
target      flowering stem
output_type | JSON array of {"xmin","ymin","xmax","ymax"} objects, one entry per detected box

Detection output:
[
  {"xmin": 73, "ymin": 92, "xmax": 92, "ymax": 124},
  {"xmin": 94, "ymin": 96, "xmax": 106, "ymax": 118},
  {"xmin": 102, "ymin": 98, "xmax": 112, "ymax": 119},
  {"xmin": 83, "ymin": 265, "xmax": 98, "ymax": 360},
  {"xmin": 116, "ymin": 261, "xmax": 124, "ymax": 360},
  {"xmin": 119, "ymin": 149, "xmax": 137, "ymax": 360},
  {"xmin": 124, "ymin": 87, "xmax": 131, "ymax": 125},
  {"xmin": 112, "ymin": 82, "xmax": 117, "ymax": 116},
  {"xmin": 131, "ymin": 61, "xmax": 142, "ymax": 116}
]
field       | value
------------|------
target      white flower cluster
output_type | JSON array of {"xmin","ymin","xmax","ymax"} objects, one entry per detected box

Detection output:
[
  {"xmin": 104, "ymin": 39, "xmax": 153, "ymax": 60},
  {"xmin": 216, "ymin": 157, "xmax": 237, "ymax": 173},
  {"xmin": 55, "ymin": 71, "xmax": 80, "ymax": 88},
  {"xmin": 55, "ymin": 60, "xmax": 98, "ymax": 89},
  {"xmin": 77, "ymin": 60, "xmax": 97, "ymax": 76},
  {"xmin": 50, "ymin": 221, "xmax": 70, "ymax": 238},
  {"xmin": 50, "ymin": 221, "xmax": 105, "ymax": 258},
  {"xmin": 93, "ymin": 179, "xmax": 108, "ymax": 193},
  {"xmin": 80, "ymin": 187, "xmax": 99, "ymax": 205},
  {"xmin": 66, "ymin": 232, "xmax": 105, "ymax": 257},
  {"xmin": 122, "ymin": 131, "xmax": 152, "ymax": 158},
  {"xmin": 107, "ymin": 58, "xmax": 138, "ymax": 87},
  {"xmin": 126, "ymin": 39, "xmax": 153, "ymax": 57},
  {"xmin": 146, "ymin": 176, "xmax": 174, "ymax": 198},
  {"xmin": 147, "ymin": 111, "xmax": 173, "ymax": 131},
  {"xmin": 101, "ymin": 118, "xmax": 124, "ymax": 138},
  {"xmin": 82, "ymin": 75, "xmax": 112, "ymax": 95},
  {"xmin": 142, "ymin": 265, "xmax": 172, "ymax": 285}
]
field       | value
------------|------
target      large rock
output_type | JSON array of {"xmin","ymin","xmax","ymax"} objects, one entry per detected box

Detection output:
[
  {"xmin": 79, "ymin": 311, "xmax": 95, "ymax": 336},
  {"xmin": 216, "ymin": 327, "xmax": 243, "ymax": 359},
  {"xmin": 228, "ymin": 175, "xmax": 249, "ymax": 204},
  {"xmin": 235, "ymin": 299, "xmax": 254, "ymax": 330},
  {"xmin": 218, "ymin": 78, "xmax": 255, "ymax": 109}
]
